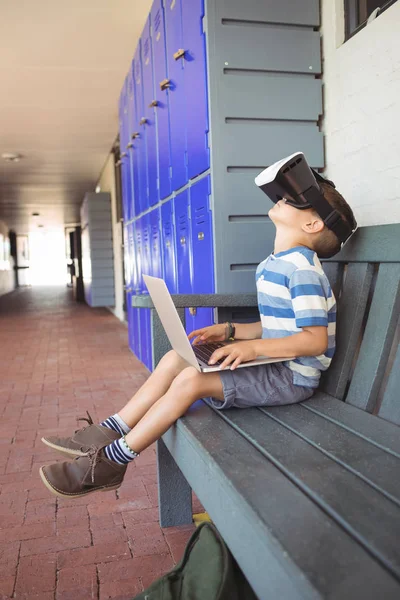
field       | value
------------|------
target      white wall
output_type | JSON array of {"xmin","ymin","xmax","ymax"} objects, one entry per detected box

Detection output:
[
  {"xmin": 0, "ymin": 220, "xmax": 14, "ymax": 296},
  {"xmin": 321, "ymin": 1, "xmax": 400, "ymax": 225},
  {"xmin": 96, "ymin": 153, "xmax": 125, "ymax": 321}
]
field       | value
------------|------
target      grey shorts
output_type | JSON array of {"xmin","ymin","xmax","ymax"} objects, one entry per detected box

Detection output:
[{"xmin": 210, "ymin": 361, "xmax": 315, "ymax": 410}]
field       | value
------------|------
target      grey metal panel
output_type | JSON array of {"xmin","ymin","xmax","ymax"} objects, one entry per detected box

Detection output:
[
  {"xmin": 320, "ymin": 263, "xmax": 374, "ymax": 399},
  {"xmin": 89, "ymin": 230, "xmax": 113, "ymax": 241},
  {"xmin": 90, "ymin": 266, "xmax": 114, "ymax": 277},
  {"xmin": 222, "ymin": 408, "xmax": 400, "ymax": 578},
  {"xmin": 215, "ymin": 171, "xmax": 273, "ymax": 215},
  {"xmin": 89, "ymin": 238, "xmax": 113, "ymax": 250},
  {"xmin": 162, "ymin": 404, "xmax": 400, "ymax": 599},
  {"xmin": 326, "ymin": 224, "xmax": 400, "ymax": 263},
  {"xmin": 216, "ymin": 0, "xmax": 320, "ymax": 27},
  {"xmin": 220, "ymin": 122, "xmax": 324, "ymax": 168},
  {"xmin": 90, "ymin": 258, "xmax": 114, "ymax": 269},
  {"xmin": 346, "ymin": 264, "xmax": 400, "ymax": 412},
  {"xmin": 220, "ymin": 73, "xmax": 322, "ymax": 120},
  {"xmin": 89, "ymin": 249, "xmax": 114, "ymax": 260},
  {"xmin": 220, "ymin": 24, "xmax": 321, "ymax": 74},
  {"xmin": 379, "ymin": 344, "xmax": 400, "ymax": 426},
  {"xmin": 303, "ymin": 394, "xmax": 400, "ymax": 456},
  {"xmin": 132, "ymin": 293, "xmax": 258, "ymax": 308}
]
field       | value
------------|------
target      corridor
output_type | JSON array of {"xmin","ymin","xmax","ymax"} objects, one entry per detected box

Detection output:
[{"xmin": 0, "ymin": 287, "xmax": 198, "ymax": 599}]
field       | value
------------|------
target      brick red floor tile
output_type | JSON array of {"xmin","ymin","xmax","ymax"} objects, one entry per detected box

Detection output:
[{"xmin": 0, "ymin": 287, "xmax": 197, "ymax": 598}]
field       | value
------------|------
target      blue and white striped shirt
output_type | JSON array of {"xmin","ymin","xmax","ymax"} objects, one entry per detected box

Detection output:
[{"xmin": 256, "ymin": 246, "xmax": 336, "ymax": 388}]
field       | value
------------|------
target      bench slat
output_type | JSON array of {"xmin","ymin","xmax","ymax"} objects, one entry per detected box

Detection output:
[
  {"xmin": 379, "ymin": 344, "xmax": 400, "ymax": 426},
  {"xmin": 322, "ymin": 261, "xmax": 343, "ymax": 300},
  {"xmin": 325, "ymin": 223, "xmax": 400, "ymax": 263},
  {"xmin": 302, "ymin": 394, "xmax": 400, "ymax": 456},
  {"xmin": 261, "ymin": 403, "xmax": 400, "ymax": 505},
  {"xmin": 320, "ymin": 263, "xmax": 374, "ymax": 399},
  {"xmin": 346, "ymin": 264, "xmax": 400, "ymax": 413},
  {"xmin": 163, "ymin": 404, "xmax": 400, "ymax": 598},
  {"xmin": 220, "ymin": 406, "xmax": 400, "ymax": 581}
]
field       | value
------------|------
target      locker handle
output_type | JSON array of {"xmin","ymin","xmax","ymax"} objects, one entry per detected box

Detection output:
[
  {"xmin": 120, "ymin": 152, "xmax": 127, "ymax": 158},
  {"xmin": 149, "ymin": 100, "xmax": 158, "ymax": 108},
  {"xmin": 160, "ymin": 78, "xmax": 171, "ymax": 91},
  {"xmin": 131, "ymin": 132, "xmax": 140, "ymax": 139},
  {"xmin": 189, "ymin": 307, "xmax": 197, "ymax": 316},
  {"xmin": 139, "ymin": 117, "xmax": 147, "ymax": 125},
  {"xmin": 180, "ymin": 236, "xmax": 186, "ymax": 245},
  {"xmin": 126, "ymin": 142, "xmax": 133, "ymax": 149},
  {"xmin": 198, "ymin": 232, "xmax": 204, "ymax": 241},
  {"xmin": 173, "ymin": 48, "xmax": 186, "ymax": 61},
  {"xmin": 166, "ymin": 240, "xmax": 171, "ymax": 247}
]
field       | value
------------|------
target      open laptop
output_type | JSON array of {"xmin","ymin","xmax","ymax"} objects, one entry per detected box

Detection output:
[{"xmin": 143, "ymin": 275, "xmax": 292, "ymax": 373}]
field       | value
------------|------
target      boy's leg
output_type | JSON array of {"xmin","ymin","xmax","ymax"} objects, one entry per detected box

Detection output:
[
  {"xmin": 41, "ymin": 350, "xmax": 192, "ymax": 457},
  {"xmin": 118, "ymin": 350, "xmax": 192, "ymax": 428},
  {"xmin": 40, "ymin": 367, "xmax": 224, "ymax": 497}
]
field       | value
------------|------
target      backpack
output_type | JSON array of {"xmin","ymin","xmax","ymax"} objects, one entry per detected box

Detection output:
[{"xmin": 132, "ymin": 521, "xmax": 258, "ymax": 600}]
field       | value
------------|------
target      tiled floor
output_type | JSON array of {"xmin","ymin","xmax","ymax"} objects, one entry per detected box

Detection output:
[{"xmin": 0, "ymin": 286, "xmax": 202, "ymax": 600}]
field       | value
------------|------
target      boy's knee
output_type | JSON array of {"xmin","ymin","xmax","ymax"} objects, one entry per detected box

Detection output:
[
  {"xmin": 161, "ymin": 350, "xmax": 189, "ymax": 371},
  {"xmin": 170, "ymin": 366, "xmax": 202, "ymax": 393}
]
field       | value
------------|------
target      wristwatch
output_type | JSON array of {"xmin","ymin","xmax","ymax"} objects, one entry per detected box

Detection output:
[{"xmin": 226, "ymin": 322, "xmax": 236, "ymax": 341}]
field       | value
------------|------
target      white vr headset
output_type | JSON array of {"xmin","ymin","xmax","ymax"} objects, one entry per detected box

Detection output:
[{"xmin": 255, "ymin": 152, "xmax": 357, "ymax": 246}]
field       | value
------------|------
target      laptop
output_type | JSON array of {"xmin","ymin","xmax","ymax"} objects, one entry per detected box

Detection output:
[{"xmin": 143, "ymin": 275, "xmax": 292, "ymax": 373}]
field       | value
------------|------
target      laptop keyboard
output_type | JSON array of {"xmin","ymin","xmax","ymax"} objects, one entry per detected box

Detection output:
[{"xmin": 193, "ymin": 342, "xmax": 225, "ymax": 366}]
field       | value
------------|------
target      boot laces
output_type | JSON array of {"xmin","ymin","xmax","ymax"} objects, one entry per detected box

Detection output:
[
  {"xmin": 86, "ymin": 444, "xmax": 102, "ymax": 483},
  {"xmin": 74, "ymin": 410, "xmax": 94, "ymax": 433}
]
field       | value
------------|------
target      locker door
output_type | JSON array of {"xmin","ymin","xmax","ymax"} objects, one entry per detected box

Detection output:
[
  {"xmin": 141, "ymin": 213, "xmax": 152, "ymax": 281},
  {"xmin": 127, "ymin": 70, "xmax": 139, "ymax": 218},
  {"xmin": 142, "ymin": 17, "xmax": 159, "ymax": 207},
  {"xmin": 129, "ymin": 222, "xmax": 138, "ymax": 293},
  {"xmin": 151, "ymin": 0, "xmax": 172, "ymax": 200},
  {"xmin": 174, "ymin": 190, "xmax": 192, "ymax": 293},
  {"xmin": 132, "ymin": 47, "xmax": 148, "ymax": 214},
  {"xmin": 119, "ymin": 79, "xmax": 130, "ymax": 222},
  {"xmin": 181, "ymin": 0, "xmax": 210, "ymax": 179},
  {"xmin": 189, "ymin": 175, "xmax": 214, "ymax": 332},
  {"xmin": 132, "ymin": 306, "xmax": 141, "ymax": 360},
  {"xmin": 150, "ymin": 208, "xmax": 163, "ymax": 279},
  {"xmin": 123, "ymin": 224, "xmax": 131, "ymax": 290},
  {"xmin": 161, "ymin": 200, "xmax": 177, "ymax": 293},
  {"xmin": 135, "ymin": 217, "xmax": 144, "ymax": 293},
  {"xmin": 164, "ymin": 0, "xmax": 187, "ymax": 191}
]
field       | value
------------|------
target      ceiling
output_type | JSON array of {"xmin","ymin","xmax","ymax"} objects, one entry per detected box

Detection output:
[{"xmin": 0, "ymin": 0, "xmax": 152, "ymax": 233}]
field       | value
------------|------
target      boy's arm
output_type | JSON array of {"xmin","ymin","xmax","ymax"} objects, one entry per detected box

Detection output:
[
  {"xmin": 254, "ymin": 326, "xmax": 328, "ymax": 358},
  {"xmin": 233, "ymin": 321, "xmax": 262, "ymax": 340}
]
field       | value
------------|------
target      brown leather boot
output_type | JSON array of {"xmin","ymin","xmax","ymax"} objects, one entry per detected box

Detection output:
[
  {"xmin": 41, "ymin": 412, "xmax": 121, "ymax": 458},
  {"xmin": 39, "ymin": 445, "xmax": 127, "ymax": 498}
]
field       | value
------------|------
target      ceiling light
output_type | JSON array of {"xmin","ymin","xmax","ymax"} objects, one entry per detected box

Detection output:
[
  {"xmin": 2, "ymin": 152, "xmax": 22, "ymax": 163},
  {"xmin": 38, "ymin": 224, "xmax": 44, "ymax": 228},
  {"xmin": 95, "ymin": 185, "xmax": 101, "ymax": 193},
  {"xmin": 32, "ymin": 212, "xmax": 40, "ymax": 217}
]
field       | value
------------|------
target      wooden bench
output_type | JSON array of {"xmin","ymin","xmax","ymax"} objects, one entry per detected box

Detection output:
[{"xmin": 133, "ymin": 223, "xmax": 400, "ymax": 599}]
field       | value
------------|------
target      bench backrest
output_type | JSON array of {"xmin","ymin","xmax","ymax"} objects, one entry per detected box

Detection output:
[{"xmin": 320, "ymin": 224, "xmax": 400, "ymax": 425}]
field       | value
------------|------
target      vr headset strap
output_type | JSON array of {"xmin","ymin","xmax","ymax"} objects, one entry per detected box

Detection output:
[{"xmin": 303, "ymin": 187, "xmax": 351, "ymax": 244}]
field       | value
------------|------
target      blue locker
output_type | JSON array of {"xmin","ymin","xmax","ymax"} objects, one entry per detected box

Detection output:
[
  {"xmin": 128, "ymin": 222, "xmax": 138, "ymax": 293},
  {"xmin": 164, "ymin": 0, "xmax": 187, "ymax": 191},
  {"xmin": 141, "ymin": 213, "xmax": 152, "ymax": 281},
  {"xmin": 127, "ymin": 70, "xmax": 138, "ymax": 218},
  {"xmin": 161, "ymin": 200, "xmax": 177, "ymax": 293},
  {"xmin": 151, "ymin": 0, "xmax": 172, "ymax": 200},
  {"xmin": 135, "ymin": 217, "xmax": 144, "ymax": 293},
  {"xmin": 189, "ymin": 175, "xmax": 214, "ymax": 331},
  {"xmin": 181, "ymin": 0, "xmax": 210, "ymax": 180},
  {"xmin": 119, "ymin": 78, "xmax": 130, "ymax": 223},
  {"xmin": 142, "ymin": 18, "xmax": 159, "ymax": 207},
  {"xmin": 139, "ymin": 307, "xmax": 153, "ymax": 371},
  {"xmin": 132, "ymin": 47, "xmax": 148, "ymax": 214},
  {"xmin": 150, "ymin": 208, "xmax": 163, "ymax": 278},
  {"xmin": 123, "ymin": 224, "xmax": 131, "ymax": 290},
  {"xmin": 132, "ymin": 306, "xmax": 141, "ymax": 360},
  {"xmin": 174, "ymin": 190, "xmax": 192, "ymax": 293}
]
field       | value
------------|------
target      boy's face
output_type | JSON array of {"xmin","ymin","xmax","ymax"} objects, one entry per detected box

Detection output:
[{"xmin": 269, "ymin": 199, "xmax": 323, "ymax": 235}]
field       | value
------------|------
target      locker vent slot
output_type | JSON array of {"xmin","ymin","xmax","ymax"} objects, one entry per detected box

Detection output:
[
  {"xmin": 227, "ymin": 167, "xmax": 264, "ymax": 173},
  {"xmin": 229, "ymin": 215, "xmax": 269, "ymax": 222},
  {"xmin": 230, "ymin": 264, "xmax": 258, "ymax": 271},
  {"xmin": 221, "ymin": 19, "xmax": 313, "ymax": 32},
  {"xmin": 225, "ymin": 117, "xmax": 314, "ymax": 125},
  {"xmin": 154, "ymin": 10, "xmax": 161, "ymax": 33},
  {"xmin": 144, "ymin": 38, "xmax": 150, "ymax": 60},
  {"xmin": 195, "ymin": 206, "xmax": 206, "ymax": 225},
  {"xmin": 223, "ymin": 68, "xmax": 315, "ymax": 78}
]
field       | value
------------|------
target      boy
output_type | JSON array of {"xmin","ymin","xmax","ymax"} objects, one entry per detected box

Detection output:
[{"xmin": 39, "ymin": 153, "xmax": 357, "ymax": 498}]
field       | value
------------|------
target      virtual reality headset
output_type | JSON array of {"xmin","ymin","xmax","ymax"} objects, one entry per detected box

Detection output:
[{"xmin": 255, "ymin": 152, "xmax": 357, "ymax": 247}]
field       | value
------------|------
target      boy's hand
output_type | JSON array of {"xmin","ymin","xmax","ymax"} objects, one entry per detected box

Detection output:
[
  {"xmin": 208, "ymin": 341, "xmax": 258, "ymax": 370},
  {"xmin": 188, "ymin": 324, "xmax": 227, "ymax": 345}
]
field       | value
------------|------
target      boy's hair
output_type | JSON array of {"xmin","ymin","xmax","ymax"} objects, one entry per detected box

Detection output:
[{"xmin": 312, "ymin": 181, "xmax": 356, "ymax": 259}]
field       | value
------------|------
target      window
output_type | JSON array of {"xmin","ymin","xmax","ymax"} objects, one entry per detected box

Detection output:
[{"xmin": 345, "ymin": 0, "xmax": 398, "ymax": 39}]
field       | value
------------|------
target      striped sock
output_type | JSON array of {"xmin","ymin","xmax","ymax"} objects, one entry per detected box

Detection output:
[
  {"xmin": 100, "ymin": 414, "xmax": 131, "ymax": 436},
  {"xmin": 104, "ymin": 436, "xmax": 139, "ymax": 465}
]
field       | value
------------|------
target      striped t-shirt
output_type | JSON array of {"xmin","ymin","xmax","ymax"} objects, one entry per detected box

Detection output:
[{"xmin": 255, "ymin": 246, "xmax": 336, "ymax": 388}]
